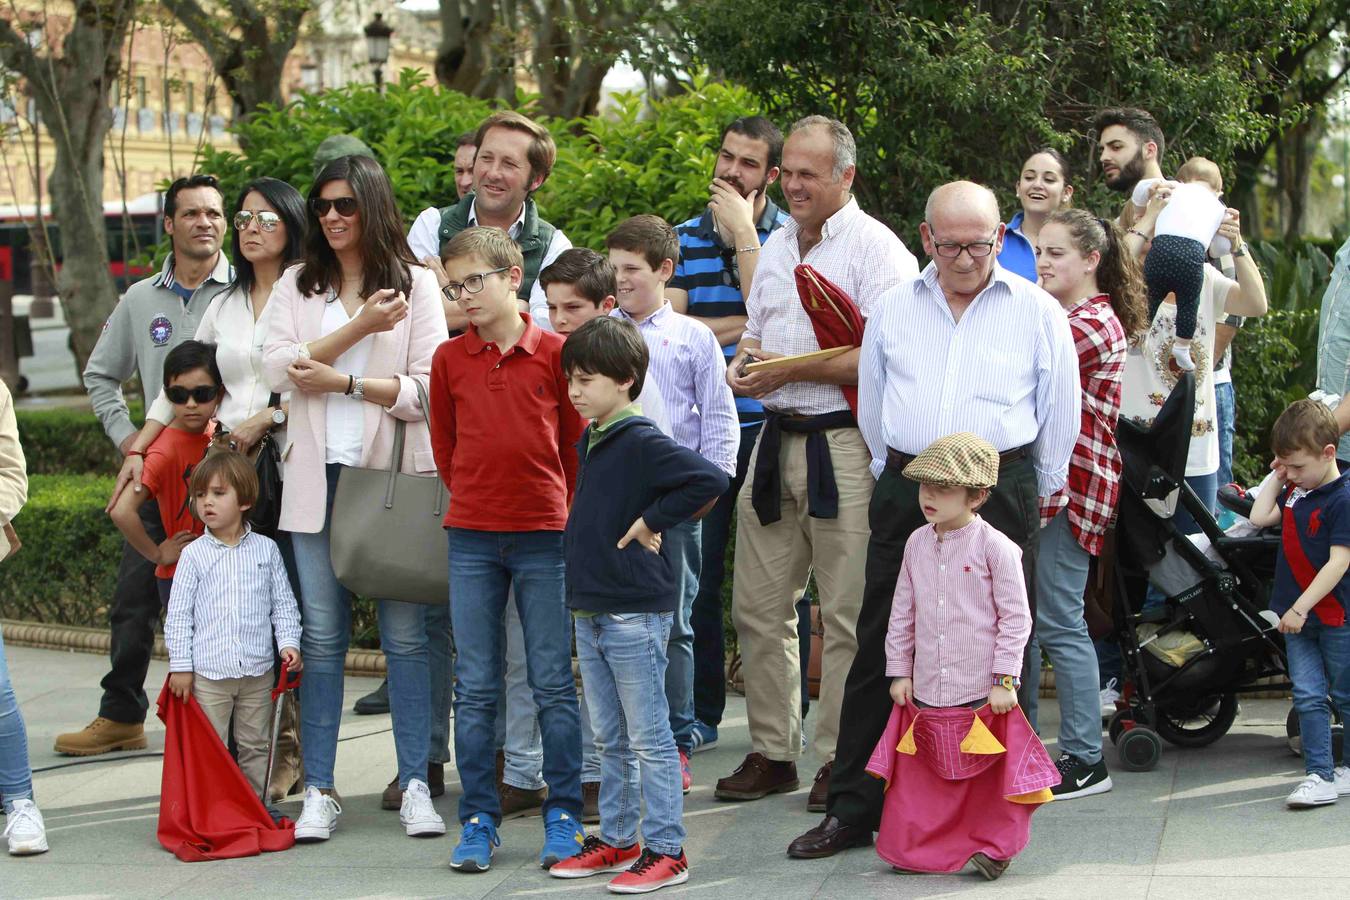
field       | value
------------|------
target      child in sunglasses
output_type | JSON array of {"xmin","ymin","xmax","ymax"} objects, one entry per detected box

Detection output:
[{"xmin": 109, "ymin": 340, "xmax": 222, "ymax": 606}]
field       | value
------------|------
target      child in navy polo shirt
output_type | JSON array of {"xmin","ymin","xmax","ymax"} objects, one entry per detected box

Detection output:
[{"xmin": 1250, "ymin": 399, "xmax": 1350, "ymax": 808}]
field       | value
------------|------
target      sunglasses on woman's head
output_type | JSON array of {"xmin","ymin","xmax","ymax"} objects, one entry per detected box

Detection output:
[
  {"xmin": 310, "ymin": 196, "xmax": 359, "ymax": 218},
  {"xmin": 233, "ymin": 210, "xmax": 282, "ymax": 232},
  {"xmin": 165, "ymin": 385, "xmax": 220, "ymax": 404}
]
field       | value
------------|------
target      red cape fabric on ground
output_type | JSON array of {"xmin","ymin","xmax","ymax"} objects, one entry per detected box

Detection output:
[
  {"xmin": 795, "ymin": 264, "xmax": 866, "ymax": 415},
  {"xmin": 155, "ymin": 680, "xmax": 295, "ymax": 862},
  {"xmin": 864, "ymin": 702, "xmax": 1059, "ymax": 874}
]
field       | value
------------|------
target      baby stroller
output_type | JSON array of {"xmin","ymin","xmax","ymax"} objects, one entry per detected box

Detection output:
[{"xmin": 1105, "ymin": 373, "xmax": 1290, "ymax": 771}]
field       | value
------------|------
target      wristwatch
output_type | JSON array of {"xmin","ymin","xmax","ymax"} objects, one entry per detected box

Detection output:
[
  {"xmin": 993, "ymin": 674, "xmax": 1021, "ymax": 691},
  {"xmin": 271, "ymin": 408, "xmax": 287, "ymax": 427},
  {"xmin": 350, "ymin": 377, "xmax": 365, "ymax": 403},
  {"xmin": 296, "ymin": 341, "xmax": 312, "ymax": 360}
]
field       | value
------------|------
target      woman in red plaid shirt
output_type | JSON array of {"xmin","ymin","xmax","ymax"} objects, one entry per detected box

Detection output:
[{"xmin": 1023, "ymin": 208, "xmax": 1147, "ymax": 800}]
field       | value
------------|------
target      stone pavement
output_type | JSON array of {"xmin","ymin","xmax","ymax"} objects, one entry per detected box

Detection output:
[{"xmin": 3, "ymin": 643, "xmax": 1348, "ymax": 899}]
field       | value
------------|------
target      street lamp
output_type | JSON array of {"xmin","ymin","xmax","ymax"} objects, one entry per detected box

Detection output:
[{"xmin": 364, "ymin": 13, "xmax": 394, "ymax": 92}]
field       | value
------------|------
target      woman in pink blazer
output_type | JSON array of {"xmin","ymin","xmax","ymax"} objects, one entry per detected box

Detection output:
[{"xmin": 263, "ymin": 155, "xmax": 449, "ymax": 842}]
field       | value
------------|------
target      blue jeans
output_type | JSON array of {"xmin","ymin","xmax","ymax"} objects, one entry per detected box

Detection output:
[
  {"xmin": 663, "ymin": 520, "xmax": 701, "ymax": 754},
  {"xmin": 576, "ymin": 612, "xmax": 684, "ymax": 856},
  {"xmin": 290, "ymin": 463, "xmax": 430, "ymax": 791},
  {"xmin": 1022, "ymin": 511, "xmax": 1103, "ymax": 764},
  {"xmin": 447, "ymin": 528, "xmax": 582, "ymax": 824},
  {"xmin": 0, "ymin": 628, "xmax": 33, "ymax": 813},
  {"xmin": 494, "ymin": 598, "xmax": 547, "ymax": 790},
  {"xmin": 1286, "ymin": 616, "xmax": 1350, "ymax": 780},
  {"xmin": 1215, "ymin": 381, "xmax": 1236, "ymax": 489},
  {"xmin": 427, "ymin": 600, "xmax": 453, "ymax": 765}
]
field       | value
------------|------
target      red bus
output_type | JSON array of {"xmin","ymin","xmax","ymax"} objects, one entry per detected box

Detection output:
[{"xmin": 0, "ymin": 193, "xmax": 164, "ymax": 294}]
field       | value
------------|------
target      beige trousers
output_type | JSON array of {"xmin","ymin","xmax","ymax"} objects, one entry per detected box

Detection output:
[
  {"xmin": 731, "ymin": 427, "xmax": 873, "ymax": 762},
  {"xmin": 192, "ymin": 672, "xmax": 275, "ymax": 797}
]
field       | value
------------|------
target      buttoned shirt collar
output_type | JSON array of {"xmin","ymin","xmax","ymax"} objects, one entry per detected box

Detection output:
[
  {"xmin": 916, "ymin": 260, "xmax": 1020, "ymax": 311},
  {"xmin": 781, "ymin": 195, "xmax": 861, "ymax": 245},
  {"xmin": 467, "ymin": 197, "xmax": 527, "ymax": 239},
  {"xmin": 152, "ymin": 250, "xmax": 234, "ymax": 291},
  {"xmin": 462, "ymin": 312, "xmax": 544, "ymax": 356},
  {"xmin": 202, "ymin": 524, "xmax": 254, "ymax": 549},
  {"xmin": 614, "ymin": 301, "xmax": 672, "ymax": 327}
]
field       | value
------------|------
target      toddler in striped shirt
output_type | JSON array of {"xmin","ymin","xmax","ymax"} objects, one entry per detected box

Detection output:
[{"xmin": 164, "ymin": 451, "xmax": 301, "ymax": 796}]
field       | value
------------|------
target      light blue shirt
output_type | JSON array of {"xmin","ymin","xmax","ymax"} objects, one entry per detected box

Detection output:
[
  {"xmin": 1318, "ymin": 236, "xmax": 1350, "ymax": 459},
  {"xmin": 858, "ymin": 262, "xmax": 1081, "ymax": 495}
]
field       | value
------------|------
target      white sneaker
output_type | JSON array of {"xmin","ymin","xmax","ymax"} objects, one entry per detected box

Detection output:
[
  {"xmin": 1334, "ymin": 766, "xmax": 1350, "ymax": 797},
  {"xmin": 1286, "ymin": 774, "xmax": 1338, "ymax": 808},
  {"xmin": 4, "ymin": 799, "xmax": 48, "ymax": 856},
  {"xmin": 400, "ymin": 778, "xmax": 446, "ymax": 837},
  {"xmin": 294, "ymin": 786, "xmax": 342, "ymax": 842},
  {"xmin": 1099, "ymin": 678, "xmax": 1121, "ymax": 718}
]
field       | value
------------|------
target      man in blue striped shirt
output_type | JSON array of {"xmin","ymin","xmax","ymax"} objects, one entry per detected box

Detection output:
[{"xmin": 668, "ymin": 117, "xmax": 789, "ymax": 752}]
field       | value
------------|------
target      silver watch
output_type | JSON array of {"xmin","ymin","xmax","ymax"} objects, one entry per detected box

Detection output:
[
  {"xmin": 350, "ymin": 376, "xmax": 365, "ymax": 403},
  {"xmin": 271, "ymin": 408, "xmax": 287, "ymax": 427}
]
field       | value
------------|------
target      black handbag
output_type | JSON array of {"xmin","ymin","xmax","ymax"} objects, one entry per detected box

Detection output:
[{"xmin": 213, "ymin": 391, "xmax": 284, "ymax": 537}]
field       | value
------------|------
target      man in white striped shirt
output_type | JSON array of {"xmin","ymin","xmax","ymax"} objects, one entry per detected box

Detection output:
[
  {"xmin": 714, "ymin": 116, "xmax": 919, "ymax": 812},
  {"xmin": 789, "ymin": 181, "xmax": 1079, "ymax": 859}
]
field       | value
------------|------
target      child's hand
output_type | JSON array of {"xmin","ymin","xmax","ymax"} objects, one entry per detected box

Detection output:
[
  {"xmin": 280, "ymin": 647, "xmax": 303, "ymax": 673},
  {"xmin": 889, "ymin": 677, "xmax": 913, "ymax": 707},
  {"xmin": 618, "ymin": 517, "xmax": 662, "ymax": 553},
  {"xmin": 168, "ymin": 672, "xmax": 194, "ymax": 701},
  {"xmin": 1278, "ymin": 608, "xmax": 1307, "ymax": 634},
  {"xmin": 1269, "ymin": 458, "xmax": 1289, "ymax": 486},
  {"xmin": 157, "ymin": 531, "xmax": 195, "ymax": 566},
  {"xmin": 988, "ymin": 685, "xmax": 1017, "ymax": 714}
]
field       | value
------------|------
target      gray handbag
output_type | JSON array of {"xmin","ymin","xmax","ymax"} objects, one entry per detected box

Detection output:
[{"xmin": 330, "ymin": 381, "xmax": 449, "ymax": 605}]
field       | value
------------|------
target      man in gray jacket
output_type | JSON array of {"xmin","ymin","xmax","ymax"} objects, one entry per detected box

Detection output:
[{"xmin": 55, "ymin": 174, "xmax": 233, "ymax": 755}]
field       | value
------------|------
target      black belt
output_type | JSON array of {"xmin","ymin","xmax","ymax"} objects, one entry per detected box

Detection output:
[
  {"xmin": 886, "ymin": 445, "xmax": 1028, "ymax": 473},
  {"xmin": 751, "ymin": 410, "xmax": 857, "ymax": 526}
]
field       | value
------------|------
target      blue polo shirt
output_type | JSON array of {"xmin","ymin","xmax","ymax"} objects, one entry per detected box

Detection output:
[
  {"xmin": 1272, "ymin": 467, "xmax": 1350, "ymax": 625},
  {"xmin": 997, "ymin": 212, "xmax": 1038, "ymax": 284},
  {"xmin": 670, "ymin": 198, "xmax": 788, "ymax": 422}
]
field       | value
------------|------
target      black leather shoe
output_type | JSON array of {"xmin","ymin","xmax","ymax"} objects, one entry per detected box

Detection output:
[
  {"xmin": 787, "ymin": 815, "xmax": 873, "ymax": 859},
  {"xmin": 354, "ymin": 679, "xmax": 390, "ymax": 715}
]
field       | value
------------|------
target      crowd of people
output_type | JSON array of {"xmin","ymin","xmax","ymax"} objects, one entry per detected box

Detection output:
[{"xmin": 3, "ymin": 101, "xmax": 1349, "ymax": 892}]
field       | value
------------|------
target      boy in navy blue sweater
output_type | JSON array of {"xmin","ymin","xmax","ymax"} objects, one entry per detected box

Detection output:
[{"xmin": 551, "ymin": 316, "xmax": 727, "ymax": 893}]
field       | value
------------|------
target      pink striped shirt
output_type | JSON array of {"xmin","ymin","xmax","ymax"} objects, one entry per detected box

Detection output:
[{"xmin": 885, "ymin": 516, "xmax": 1032, "ymax": 706}]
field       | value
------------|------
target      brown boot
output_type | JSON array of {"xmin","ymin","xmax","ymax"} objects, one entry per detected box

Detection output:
[
  {"xmin": 382, "ymin": 775, "xmax": 403, "ymax": 810},
  {"xmin": 581, "ymin": 781, "xmax": 601, "ymax": 824},
  {"xmin": 54, "ymin": 718, "xmax": 147, "ymax": 756},
  {"xmin": 807, "ymin": 761, "xmax": 831, "ymax": 813},
  {"xmin": 498, "ymin": 782, "xmax": 547, "ymax": 819},
  {"xmin": 714, "ymin": 752, "xmax": 799, "ymax": 801}
]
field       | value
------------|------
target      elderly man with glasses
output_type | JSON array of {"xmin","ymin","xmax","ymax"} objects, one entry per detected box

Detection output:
[{"xmin": 788, "ymin": 180, "xmax": 1080, "ymax": 859}]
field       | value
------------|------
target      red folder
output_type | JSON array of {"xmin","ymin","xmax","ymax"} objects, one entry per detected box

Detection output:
[{"xmin": 795, "ymin": 264, "xmax": 865, "ymax": 414}]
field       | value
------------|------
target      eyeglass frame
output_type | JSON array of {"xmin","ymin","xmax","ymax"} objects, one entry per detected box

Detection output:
[
  {"xmin": 165, "ymin": 384, "xmax": 221, "ymax": 405},
  {"xmin": 310, "ymin": 196, "xmax": 359, "ymax": 218},
  {"xmin": 926, "ymin": 225, "xmax": 1000, "ymax": 259},
  {"xmin": 233, "ymin": 210, "xmax": 283, "ymax": 232},
  {"xmin": 718, "ymin": 245, "xmax": 742, "ymax": 292},
  {"xmin": 442, "ymin": 266, "xmax": 511, "ymax": 301}
]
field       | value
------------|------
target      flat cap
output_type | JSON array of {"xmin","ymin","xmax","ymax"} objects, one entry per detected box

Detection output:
[{"xmin": 902, "ymin": 432, "xmax": 999, "ymax": 488}]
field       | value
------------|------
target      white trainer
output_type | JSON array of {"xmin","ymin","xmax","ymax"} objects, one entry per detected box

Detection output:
[
  {"xmin": 1286, "ymin": 774, "xmax": 1338, "ymax": 809},
  {"xmin": 1333, "ymin": 766, "xmax": 1350, "ymax": 797},
  {"xmin": 4, "ymin": 799, "xmax": 48, "ymax": 856},
  {"xmin": 294, "ymin": 786, "xmax": 342, "ymax": 842},
  {"xmin": 1099, "ymin": 678, "xmax": 1121, "ymax": 718},
  {"xmin": 400, "ymin": 778, "xmax": 446, "ymax": 837}
]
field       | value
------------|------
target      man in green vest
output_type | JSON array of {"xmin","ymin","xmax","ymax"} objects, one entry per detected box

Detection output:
[{"xmin": 409, "ymin": 110, "xmax": 572, "ymax": 333}]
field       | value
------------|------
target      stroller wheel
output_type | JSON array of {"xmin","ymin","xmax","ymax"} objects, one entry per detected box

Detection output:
[
  {"xmin": 1154, "ymin": 693, "xmax": 1238, "ymax": 749},
  {"xmin": 1108, "ymin": 709, "xmax": 1133, "ymax": 746},
  {"xmin": 1117, "ymin": 726, "xmax": 1162, "ymax": 772}
]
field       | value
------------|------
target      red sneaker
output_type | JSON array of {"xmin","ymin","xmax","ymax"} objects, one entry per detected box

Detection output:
[
  {"xmin": 679, "ymin": 750, "xmax": 692, "ymax": 794},
  {"xmin": 608, "ymin": 848, "xmax": 690, "ymax": 894},
  {"xmin": 549, "ymin": 835, "xmax": 640, "ymax": 879}
]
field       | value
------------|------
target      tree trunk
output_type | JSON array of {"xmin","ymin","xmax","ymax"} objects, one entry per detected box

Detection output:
[{"xmin": 1276, "ymin": 118, "xmax": 1319, "ymax": 242}]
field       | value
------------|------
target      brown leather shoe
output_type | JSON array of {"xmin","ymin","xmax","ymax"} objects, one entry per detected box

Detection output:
[
  {"xmin": 581, "ymin": 781, "xmax": 601, "ymax": 824},
  {"xmin": 714, "ymin": 752, "xmax": 799, "ymax": 801},
  {"xmin": 54, "ymin": 718, "xmax": 147, "ymax": 756},
  {"xmin": 381, "ymin": 774, "xmax": 402, "ymax": 810},
  {"xmin": 499, "ymin": 782, "xmax": 547, "ymax": 819},
  {"xmin": 970, "ymin": 853, "xmax": 1010, "ymax": 880},
  {"xmin": 381, "ymin": 764, "xmax": 446, "ymax": 810},
  {"xmin": 787, "ymin": 815, "xmax": 873, "ymax": 859},
  {"xmin": 807, "ymin": 761, "xmax": 831, "ymax": 813}
]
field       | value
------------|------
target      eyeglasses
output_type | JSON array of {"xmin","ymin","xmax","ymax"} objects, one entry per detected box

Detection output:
[
  {"xmin": 233, "ymin": 210, "xmax": 282, "ymax": 232},
  {"xmin": 928, "ymin": 227, "xmax": 998, "ymax": 259},
  {"xmin": 718, "ymin": 246, "xmax": 742, "ymax": 292},
  {"xmin": 165, "ymin": 384, "xmax": 220, "ymax": 404},
  {"xmin": 310, "ymin": 196, "xmax": 359, "ymax": 218},
  {"xmin": 443, "ymin": 266, "xmax": 510, "ymax": 301}
]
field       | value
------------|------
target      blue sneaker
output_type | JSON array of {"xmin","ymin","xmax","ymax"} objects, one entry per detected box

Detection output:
[
  {"xmin": 690, "ymin": 720, "xmax": 719, "ymax": 753},
  {"xmin": 449, "ymin": 814, "xmax": 499, "ymax": 873},
  {"xmin": 539, "ymin": 808, "xmax": 585, "ymax": 869}
]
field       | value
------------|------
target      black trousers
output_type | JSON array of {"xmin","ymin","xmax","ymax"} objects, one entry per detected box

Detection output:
[
  {"xmin": 825, "ymin": 457, "xmax": 1040, "ymax": 829},
  {"xmin": 98, "ymin": 498, "xmax": 165, "ymax": 724}
]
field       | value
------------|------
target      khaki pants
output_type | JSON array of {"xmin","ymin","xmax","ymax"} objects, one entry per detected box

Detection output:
[
  {"xmin": 192, "ymin": 673, "xmax": 274, "ymax": 796},
  {"xmin": 731, "ymin": 427, "xmax": 873, "ymax": 762}
]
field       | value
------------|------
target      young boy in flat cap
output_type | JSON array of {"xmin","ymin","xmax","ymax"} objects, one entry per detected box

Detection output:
[{"xmin": 866, "ymin": 433, "xmax": 1057, "ymax": 881}]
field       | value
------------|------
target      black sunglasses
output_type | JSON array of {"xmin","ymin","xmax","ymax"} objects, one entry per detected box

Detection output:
[
  {"xmin": 718, "ymin": 246, "xmax": 742, "ymax": 291},
  {"xmin": 165, "ymin": 385, "xmax": 220, "ymax": 404},
  {"xmin": 310, "ymin": 196, "xmax": 359, "ymax": 218}
]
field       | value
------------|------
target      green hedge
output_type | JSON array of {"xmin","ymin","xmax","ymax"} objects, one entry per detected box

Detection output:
[{"xmin": 14, "ymin": 404, "xmax": 141, "ymax": 476}]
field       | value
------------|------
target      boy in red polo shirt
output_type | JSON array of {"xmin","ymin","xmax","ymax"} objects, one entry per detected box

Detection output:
[{"xmin": 430, "ymin": 227, "xmax": 587, "ymax": 874}]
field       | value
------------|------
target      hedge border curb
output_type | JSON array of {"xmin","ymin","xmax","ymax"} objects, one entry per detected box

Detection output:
[{"xmin": 1, "ymin": 619, "xmax": 387, "ymax": 676}]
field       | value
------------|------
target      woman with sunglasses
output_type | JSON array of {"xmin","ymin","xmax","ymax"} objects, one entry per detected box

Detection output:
[
  {"xmin": 110, "ymin": 177, "xmax": 307, "ymax": 497},
  {"xmin": 263, "ymin": 154, "xmax": 449, "ymax": 843}
]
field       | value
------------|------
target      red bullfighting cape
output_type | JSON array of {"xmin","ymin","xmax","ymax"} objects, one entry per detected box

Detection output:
[
  {"xmin": 795, "ymin": 264, "xmax": 865, "ymax": 414},
  {"xmin": 865, "ymin": 702, "xmax": 1058, "ymax": 873},
  {"xmin": 155, "ymin": 680, "xmax": 295, "ymax": 861}
]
